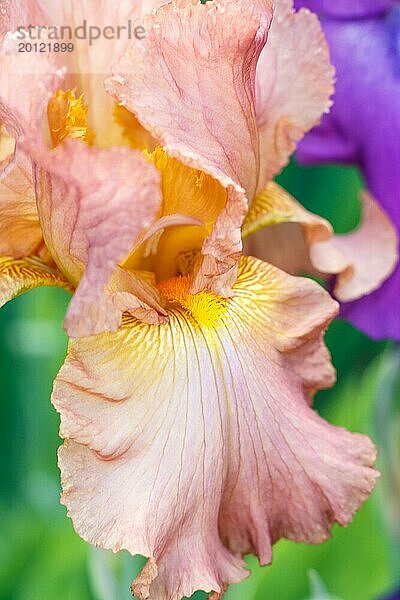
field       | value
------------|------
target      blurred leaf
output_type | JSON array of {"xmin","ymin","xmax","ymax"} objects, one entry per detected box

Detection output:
[
  {"xmin": 306, "ymin": 570, "xmax": 342, "ymax": 600},
  {"xmin": 323, "ymin": 320, "xmax": 387, "ymax": 383},
  {"xmin": 0, "ymin": 504, "xmax": 91, "ymax": 600},
  {"xmin": 119, "ymin": 553, "xmax": 147, "ymax": 600},
  {"xmin": 374, "ymin": 348, "xmax": 400, "ymax": 577},
  {"xmin": 87, "ymin": 550, "xmax": 154, "ymax": 600},
  {"xmin": 88, "ymin": 549, "xmax": 118, "ymax": 600},
  {"xmin": 277, "ymin": 161, "xmax": 362, "ymax": 233}
]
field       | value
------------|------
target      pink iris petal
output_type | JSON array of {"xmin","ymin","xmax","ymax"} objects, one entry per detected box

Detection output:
[
  {"xmin": 25, "ymin": 138, "xmax": 163, "ymax": 337},
  {"xmin": 53, "ymin": 258, "xmax": 377, "ymax": 600},
  {"xmin": 255, "ymin": 0, "xmax": 334, "ymax": 189},
  {"xmin": 106, "ymin": 0, "xmax": 273, "ymax": 294}
]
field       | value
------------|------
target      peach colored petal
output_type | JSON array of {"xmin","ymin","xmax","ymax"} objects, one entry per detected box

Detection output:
[
  {"xmin": 132, "ymin": 147, "xmax": 236, "ymax": 290},
  {"xmin": 0, "ymin": 128, "xmax": 50, "ymax": 266},
  {"xmin": 106, "ymin": 0, "xmax": 273, "ymax": 292},
  {"xmin": 190, "ymin": 186, "xmax": 247, "ymax": 296},
  {"xmin": 26, "ymin": 138, "xmax": 162, "ymax": 337},
  {"xmin": 244, "ymin": 187, "xmax": 399, "ymax": 305},
  {"xmin": 146, "ymin": 147, "xmax": 228, "ymax": 228},
  {"xmin": 311, "ymin": 191, "xmax": 399, "ymax": 302},
  {"xmin": 0, "ymin": 149, "xmax": 44, "ymax": 258},
  {"xmin": 0, "ymin": 31, "xmax": 62, "ymax": 138},
  {"xmin": 1, "ymin": 0, "xmax": 165, "ymax": 148},
  {"xmin": 0, "ymin": 126, "xmax": 17, "ymax": 177},
  {"xmin": 33, "ymin": 0, "xmax": 166, "ymax": 75},
  {"xmin": 0, "ymin": 127, "xmax": 15, "ymax": 160},
  {"xmin": 243, "ymin": 183, "xmax": 332, "ymax": 275},
  {"xmin": 286, "ymin": 336, "xmax": 335, "ymax": 400},
  {"xmin": 36, "ymin": 0, "xmax": 166, "ymax": 147},
  {"xmin": 129, "ymin": 213, "xmax": 204, "ymax": 258},
  {"xmin": 256, "ymin": 0, "xmax": 334, "ymax": 188},
  {"xmin": 107, "ymin": 0, "xmax": 271, "ymax": 197},
  {"xmin": 109, "ymin": 267, "xmax": 168, "ymax": 327},
  {"xmin": 0, "ymin": 0, "xmax": 45, "ymax": 39},
  {"xmin": 53, "ymin": 257, "xmax": 377, "ymax": 600},
  {"xmin": 0, "ymin": 255, "xmax": 71, "ymax": 308},
  {"xmin": 244, "ymin": 221, "xmax": 315, "ymax": 275},
  {"xmin": 114, "ymin": 104, "xmax": 158, "ymax": 152},
  {"xmin": 208, "ymin": 592, "xmax": 225, "ymax": 600},
  {"xmin": 243, "ymin": 182, "xmax": 332, "ymax": 240}
]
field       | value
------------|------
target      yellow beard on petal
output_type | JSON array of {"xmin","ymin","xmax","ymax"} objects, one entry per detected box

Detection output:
[
  {"xmin": 47, "ymin": 89, "xmax": 95, "ymax": 147},
  {"xmin": 158, "ymin": 276, "xmax": 227, "ymax": 328}
]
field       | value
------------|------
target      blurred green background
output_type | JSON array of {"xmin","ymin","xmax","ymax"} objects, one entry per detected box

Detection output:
[{"xmin": 0, "ymin": 161, "xmax": 399, "ymax": 600}]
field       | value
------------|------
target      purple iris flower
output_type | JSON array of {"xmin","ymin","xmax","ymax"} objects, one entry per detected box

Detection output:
[
  {"xmin": 294, "ymin": 0, "xmax": 400, "ymax": 340},
  {"xmin": 380, "ymin": 588, "xmax": 400, "ymax": 600}
]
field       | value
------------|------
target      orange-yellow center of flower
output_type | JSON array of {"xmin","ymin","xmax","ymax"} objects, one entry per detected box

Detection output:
[
  {"xmin": 158, "ymin": 276, "xmax": 227, "ymax": 328},
  {"xmin": 47, "ymin": 89, "xmax": 94, "ymax": 147}
]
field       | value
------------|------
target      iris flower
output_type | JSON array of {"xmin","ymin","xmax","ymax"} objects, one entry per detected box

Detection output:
[
  {"xmin": 293, "ymin": 0, "xmax": 400, "ymax": 340},
  {"xmin": 0, "ymin": 1, "xmax": 379, "ymax": 598},
  {"xmin": 382, "ymin": 588, "xmax": 400, "ymax": 600}
]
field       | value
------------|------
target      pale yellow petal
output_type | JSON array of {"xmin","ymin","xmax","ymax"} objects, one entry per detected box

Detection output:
[
  {"xmin": 243, "ymin": 183, "xmax": 331, "ymax": 275},
  {"xmin": 242, "ymin": 182, "xmax": 332, "ymax": 240},
  {"xmin": 0, "ymin": 150, "xmax": 43, "ymax": 258},
  {"xmin": 0, "ymin": 255, "xmax": 71, "ymax": 307}
]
